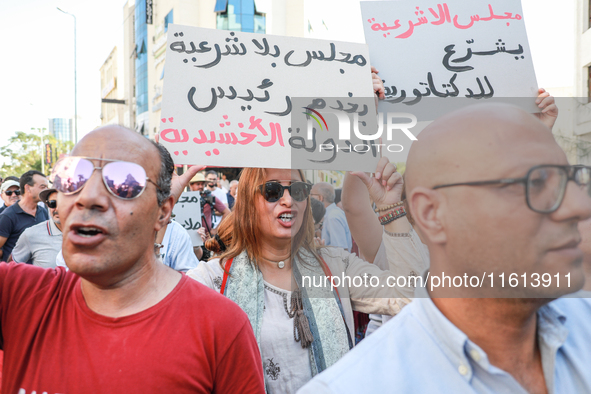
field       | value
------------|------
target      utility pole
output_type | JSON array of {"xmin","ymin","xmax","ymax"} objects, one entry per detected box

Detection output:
[
  {"xmin": 32, "ymin": 127, "xmax": 47, "ymax": 174},
  {"xmin": 57, "ymin": 7, "xmax": 77, "ymax": 142}
]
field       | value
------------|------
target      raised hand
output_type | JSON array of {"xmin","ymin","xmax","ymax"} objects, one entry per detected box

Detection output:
[
  {"xmin": 169, "ymin": 166, "xmax": 204, "ymax": 205},
  {"xmin": 371, "ymin": 66, "xmax": 385, "ymax": 100},
  {"xmin": 533, "ymin": 88, "xmax": 558, "ymax": 130},
  {"xmin": 350, "ymin": 157, "xmax": 403, "ymax": 209}
]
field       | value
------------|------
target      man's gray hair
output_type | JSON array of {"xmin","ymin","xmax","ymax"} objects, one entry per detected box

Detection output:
[
  {"xmin": 230, "ymin": 180, "xmax": 239, "ymax": 187},
  {"xmin": 315, "ymin": 182, "xmax": 335, "ymax": 204},
  {"xmin": 150, "ymin": 140, "xmax": 174, "ymax": 206}
]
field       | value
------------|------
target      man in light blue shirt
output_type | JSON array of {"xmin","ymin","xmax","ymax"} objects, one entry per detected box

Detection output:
[
  {"xmin": 299, "ymin": 103, "xmax": 591, "ymax": 393},
  {"xmin": 299, "ymin": 295, "xmax": 591, "ymax": 393},
  {"xmin": 312, "ymin": 182, "xmax": 352, "ymax": 251},
  {"xmin": 159, "ymin": 220, "xmax": 199, "ymax": 272}
]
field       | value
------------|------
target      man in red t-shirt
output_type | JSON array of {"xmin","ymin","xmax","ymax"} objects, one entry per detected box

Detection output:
[{"xmin": 0, "ymin": 126, "xmax": 264, "ymax": 394}]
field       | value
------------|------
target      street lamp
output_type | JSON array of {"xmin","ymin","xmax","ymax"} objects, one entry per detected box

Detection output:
[
  {"xmin": 32, "ymin": 127, "xmax": 48, "ymax": 175},
  {"xmin": 57, "ymin": 7, "xmax": 77, "ymax": 143}
]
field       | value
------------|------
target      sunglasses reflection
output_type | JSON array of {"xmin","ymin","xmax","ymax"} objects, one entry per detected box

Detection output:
[
  {"xmin": 106, "ymin": 173, "xmax": 144, "ymax": 198},
  {"xmin": 53, "ymin": 174, "xmax": 87, "ymax": 194},
  {"xmin": 54, "ymin": 170, "xmax": 144, "ymax": 198}
]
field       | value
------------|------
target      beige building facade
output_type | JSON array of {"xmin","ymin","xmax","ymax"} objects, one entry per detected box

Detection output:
[
  {"xmin": 554, "ymin": 0, "xmax": 591, "ymax": 165},
  {"xmin": 99, "ymin": 47, "xmax": 125, "ymax": 126},
  {"xmin": 573, "ymin": 0, "xmax": 591, "ymax": 155}
]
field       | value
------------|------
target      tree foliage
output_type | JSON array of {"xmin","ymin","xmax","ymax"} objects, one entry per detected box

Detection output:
[{"xmin": 0, "ymin": 132, "xmax": 74, "ymax": 178}]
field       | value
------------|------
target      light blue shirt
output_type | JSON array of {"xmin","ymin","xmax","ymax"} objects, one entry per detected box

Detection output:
[
  {"xmin": 321, "ymin": 203, "xmax": 352, "ymax": 251},
  {"xmin": 160, "ymin": 220, "xmax": 199, "ymax": 272},
  {"xmin": 298, "ymin": 296, "xmax": 591, "ymax": 393}
]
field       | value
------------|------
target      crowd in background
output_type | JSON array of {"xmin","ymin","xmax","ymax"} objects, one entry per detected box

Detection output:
[
  {"xmin": 2, "ymin": 86, "xmax": 591, "ymax": 393},
  {"xmin": 0, "ymin": 169, "xmax": 354, "ymax": 272}
]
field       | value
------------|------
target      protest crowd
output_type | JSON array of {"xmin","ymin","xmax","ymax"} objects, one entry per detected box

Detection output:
[{"xmin": 2, "ymin": 3, "xmax": 591, "ymax": 394}]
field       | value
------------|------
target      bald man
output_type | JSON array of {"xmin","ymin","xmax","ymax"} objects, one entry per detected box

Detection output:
[
  {"xmin": 0, "ymin": 126, "xmax": 264, "ymax": 393},
  {"xmin": 299, "ymin": 104, "xmax": 591, "ymax": 394}
]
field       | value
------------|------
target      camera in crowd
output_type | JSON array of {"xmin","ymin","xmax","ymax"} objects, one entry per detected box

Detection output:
[{"xmin": 200, "ymin": 190, "xmax": 216, "ymax": 209}]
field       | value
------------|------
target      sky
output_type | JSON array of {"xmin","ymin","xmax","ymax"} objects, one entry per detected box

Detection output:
[
  {"xmin": 0, "ymin": 0, "xmax": 126, "ymax": 155},
  {"xmin": 0, "ymin": 0, "xmax": 576, "ymax": 165}
]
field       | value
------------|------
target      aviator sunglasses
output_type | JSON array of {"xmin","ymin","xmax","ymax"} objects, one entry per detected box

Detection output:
[
  {"xmin": 258, "ymin": 181, "xmax": 312, "ymax": 202},
  {"xmin": 4, "ymin": 190, "xmax": 21, "ymax": 196},
  {"xmin": 46, "ymin": 200, "xmax": 57, "ymax": 209},
  {"xmin": 50, "ymin": 157, "xmax": 161, "ymax": 200}
]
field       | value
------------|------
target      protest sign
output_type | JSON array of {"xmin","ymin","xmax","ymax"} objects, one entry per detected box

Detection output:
[
  {"xmin": 160, "ymin": 25, "xmax": 380, "ymax": 172},
  {"xmin": 361, "ymin": 0, "xmax": 539, "ymax": 121},
  {"xmin": 172, "ymin": 191, "xmax": 203, "ymax": 247}
]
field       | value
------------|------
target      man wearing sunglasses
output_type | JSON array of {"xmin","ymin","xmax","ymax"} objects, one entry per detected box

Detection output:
[
  {"xmin": 0, "ymin": 170, "xmax": 49, "ymax": 262},
  {"xmin": 0, "ymin": 126, "xmax": 264, "ymax": 393},
  {"xmin": 11, "ymin": 188, "xmax": 63, "ymax": 268},
  {"xmin": 301, "ymin": 103, "xmax": 591, "ymax": 393},
  {"xmin": 0, "ymin": 179, "xmax": 21, "ymax": 214}
]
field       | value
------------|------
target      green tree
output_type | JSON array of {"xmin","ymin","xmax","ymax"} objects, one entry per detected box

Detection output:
[{"xmin": 0, "ymin": 131, "xmax": 74, "ymax": 178}]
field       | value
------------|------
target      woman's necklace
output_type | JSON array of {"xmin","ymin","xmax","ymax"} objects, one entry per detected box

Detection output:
[{"xmin": 261, "ymin": 256, "xmax": 289, "ymax": 269}]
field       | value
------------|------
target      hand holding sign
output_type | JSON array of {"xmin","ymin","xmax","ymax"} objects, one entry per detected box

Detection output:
[
  {"xmin": 534, "ymin": 88, "xmax": 558, "ymax": 130},
  {"xmin": 372, "ymin": 66, "xmax": 386, "ymax": 100}
]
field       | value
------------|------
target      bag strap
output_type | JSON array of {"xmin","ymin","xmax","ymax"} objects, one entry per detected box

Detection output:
[{"xmin": 219, "ymin": 257, "xmax": 234, "ymax": 295}]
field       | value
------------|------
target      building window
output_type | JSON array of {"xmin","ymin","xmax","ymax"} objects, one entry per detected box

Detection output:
[
  {"xmin": 164, "ymin": 9, "xmax": 174, "ymax": 32},
  {"xmin": 135, "ymin": 0, "xmax": 149, "ymax": 115},
  {"xmin": 48, "ymin": 118, "xmax": 73, "ymax": 142},
  {"xmin": 216, "ymin": 0, "xmax": 265, "ymax": 33}
]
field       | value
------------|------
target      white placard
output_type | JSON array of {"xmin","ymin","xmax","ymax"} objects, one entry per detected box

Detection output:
[
  {"xmin": 172, "ymin": 191, "xmax": 203, "ymax": 247},
  {"xmin": 361, "ymin": 0, "xmax": 539, "ymax": 119},
  {"xmin": 159, "ymin": 25, "xmax": 379, "ymax": 171}
]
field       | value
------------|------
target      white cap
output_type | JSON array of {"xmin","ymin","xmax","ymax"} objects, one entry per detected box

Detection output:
[{"xmin": 1, "ymin": 180, "xmax": 19, "ymax": 194}]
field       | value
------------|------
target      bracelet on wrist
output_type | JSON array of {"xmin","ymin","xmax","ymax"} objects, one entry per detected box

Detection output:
[
  {"xmin": 375, "ymin": 200, "xmax": 405, "ymax": 213},
  {"xmin": 378, "ymin": 206, "xmax": 407, "ymax": 225},
  {"xmin": 385, "ymin": 230, "xmax": 410, "ymax": 237}
]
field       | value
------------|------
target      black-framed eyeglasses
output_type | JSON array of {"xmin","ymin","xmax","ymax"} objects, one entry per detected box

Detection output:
[
  {"xmin": 4, "ymin": 190, "xmax": 21, "ymax": 196},
  {"xmin": 258, "ymin": 181, "xmax": 312, "ymax": 202},
  {"xmin": 432, "ymin": 164, "xmax": 591, "ymax": 214},
  {"xmin": 46, "ymin": 200, "xmax": 57, "ymax": 209}
]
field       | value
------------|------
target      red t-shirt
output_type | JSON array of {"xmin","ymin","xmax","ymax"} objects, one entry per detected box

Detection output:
[{"xmin": 0, "ymin": 263, "xmax": 264, "ymax": 394}]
